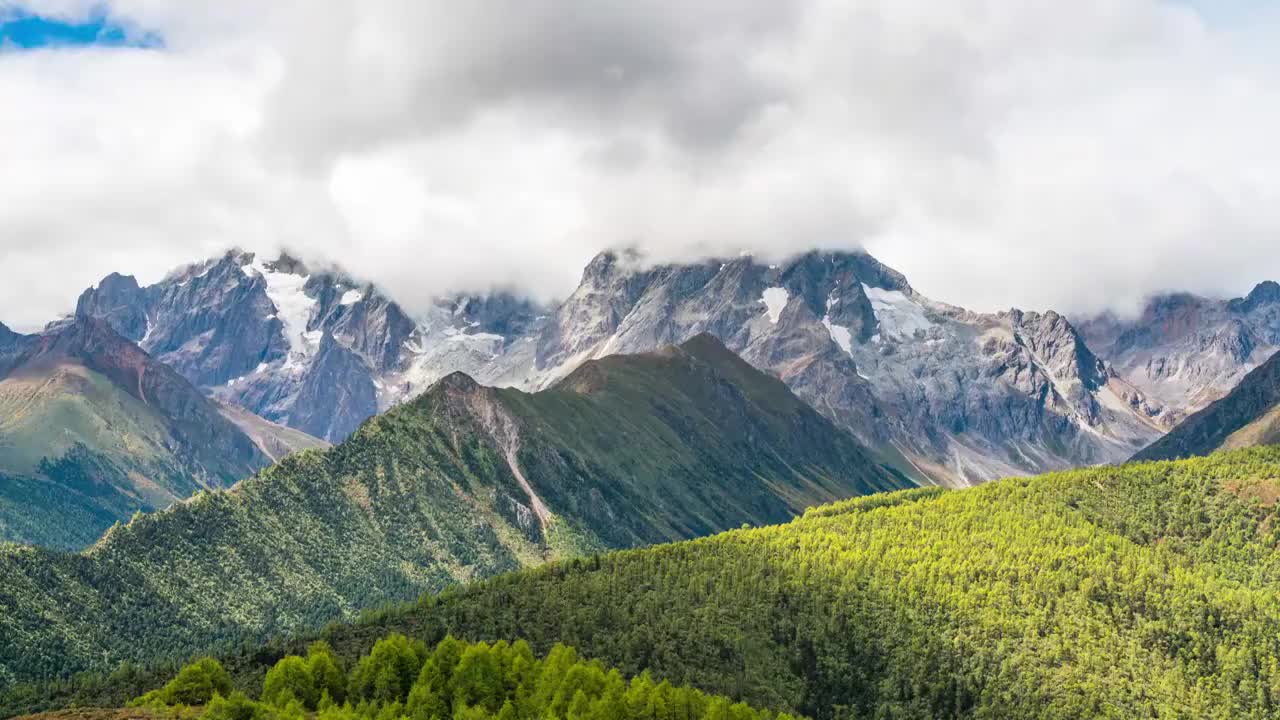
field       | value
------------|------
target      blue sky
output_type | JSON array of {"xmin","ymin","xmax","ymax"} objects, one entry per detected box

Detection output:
[
  {"xmin": 0, "ymin": 1, "xmax": 1258, "ymax": 54},
  {"xmin": 0, "ymin": 5, "xmax": 160, "ymax": 50}
]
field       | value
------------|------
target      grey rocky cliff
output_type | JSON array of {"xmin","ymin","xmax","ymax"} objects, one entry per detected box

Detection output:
[
  {"xmin": 514, "ymin": 250, "xmax": 1162, "ymax": 485},
  {"xmin": 286, "ymin": 332, "xmax": 380, "ymax": 441},
  {"xmin": 75, "ymin": 250, "xmax": 551, "ymax": 443},
  {"xmin": 74, "ymin": 247, "xmax": 1165, "ymax": 485},
  {"xmin": 1077, "ymin": 281, "xmax": 1280, "ymax": 426}
]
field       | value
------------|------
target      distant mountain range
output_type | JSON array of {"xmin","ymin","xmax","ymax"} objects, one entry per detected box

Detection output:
[
  {"xmin": 72, "ymin": 247, "xmax": 1207, "ymax": 487},
  {"xmin": 0, "ymin": 334, "xmax": 904, "ymax": 685},
  {"xmin": 1077, "ymin": 281, "xmax": 1280, "ymax": 426},
  {"xmin": 0, "ymin": 316, "xmax": 322, "ymax": 549},
  {"xmin": 10, "ymin": 245, "xmax": 1280, "ymax": 549},
  {"xmin": 1134, "ymin": 347, "xmax": 1280, "ymax": 462},
  {"xmin": 74, "ymin": 251, "xmax": 545, "ymax": 443}
]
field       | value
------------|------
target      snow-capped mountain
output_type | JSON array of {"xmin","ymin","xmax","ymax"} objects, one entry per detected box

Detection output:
[
  {"xmin": 1077, "ymin": 281, "xmax": 1280, "ymax": 428},
  {"xmin": 75, "ymin": 250, "xmax": 547, "ymax": 441},
  {"xmin": 77, "ymin": 248, "xmax": 1164, "ymax": 485},
  {"xmin": 518, "ymin": 250, "xmax": 1163, "ymax": 485}
]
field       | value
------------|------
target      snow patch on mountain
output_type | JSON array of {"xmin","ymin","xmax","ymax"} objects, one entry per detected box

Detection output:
[
  {"xmin": 447, "ymin": 332, "xmax": 503, "ymax": 343},
  {"xmin": 824, "ymin": 318, "xmax": 853, "ymax": 355},
  {"xmin": 245, "ymin": 257, "xmax": 318, "ymax": 370},
  {"xmin": 761, "ymin": 287, "xmax": 788, "ymax": 324},
  {"xmin": 339, "ymin": 289, "xmax": 364, "ymax": 306},
  {"xmin": 863, "ymin": 284, "xmax": 931, "ymax": 340},
  {"xmin": 822, "ymin": 294, "xmax": 854, "ymax": 356}
]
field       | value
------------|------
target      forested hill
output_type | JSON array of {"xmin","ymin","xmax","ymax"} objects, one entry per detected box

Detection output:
[
  {"xmin": 38, "ymin": 447, "xmax": 1280, "ymax": 720},
  {"xmin": 0, "ymin": 334, "xmax": 904, "ymax": 686},
  {"xmin": 1135, "ymin": 348, "xmax": 1280, "ymax": 461}
]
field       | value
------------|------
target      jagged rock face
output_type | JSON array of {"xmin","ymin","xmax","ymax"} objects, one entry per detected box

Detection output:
[
  {"xmin": 0, "ymin": 321, "xmax": 33, "ymax": 376},
  {"xmin": 73, "ymin": 273, "xmax": 149, "ymax": 341},
  {"xmin": 451, "ymin": 293, "xmax": 546, "ymax": 339},
  {"xmin": 1134, "ymin": 348, "xmax": 1280, "ymax": 462},
  {"xmin": 304, "ymin": 273, "xmax": 415, "ymax": 373},
  {"xmin": 73, "ymin": 248, "xmax": 1160, "ymax": 484},
  {"xmin": 75, "ymin": 251, "xmax": 548, "ymax": 443},
  {"xmin": 75, "ymin": 253, "xmax": 289, "ymax": 387},
  {"xmin": 286, "ymin": 333, "xmax": 380, "ymax": 440},
  {"xmin": 1078, "ymin": 282, "xmax": 1280, "ymax": 425},
  {"xmin": 518, "ymin": 251, "xmax": 1161, "ymax": 485}
]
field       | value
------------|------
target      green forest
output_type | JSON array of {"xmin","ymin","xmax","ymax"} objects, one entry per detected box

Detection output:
[
  {"xmin": 0, "ymin": 335, "xmax": 901, "ymax": 687},
  {"xmin": 129, "ymin": 635, "xmax": 791, "ymax": 720},
  {"xmin": 12, "ymin": 447, "xmax": 1280, "ymax": 718}
]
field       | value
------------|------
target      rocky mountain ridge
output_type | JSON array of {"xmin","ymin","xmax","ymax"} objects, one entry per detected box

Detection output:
[
  {"xmin": 515, "ymin": 250, "xmax": 1164, "ymax": 484},
  {"xmin": 75, "ymin": 250, "xmax": 545, "ymax": 442},
  {"xmin": 0, "ymin": 316, "xmax": 320, "ymax": 548},
  {"xmin": 1077, "ymin": 282, "xmax": 1280, "ymax": 426},
  {"xmin": 74, "ymin": 248, "xmax": 1171, "ymax": 486},
  {"xmin": 1134, "ymin": 347, "xmax": 1280, "ymax": 462}
]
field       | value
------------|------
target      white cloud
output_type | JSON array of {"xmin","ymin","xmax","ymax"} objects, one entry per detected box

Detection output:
[{"xmin": 3, "ymin": 0, "xmax": 1280, "ymax": 330}]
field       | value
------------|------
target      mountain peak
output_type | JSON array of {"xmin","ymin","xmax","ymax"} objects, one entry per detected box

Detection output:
[
  {"xmin": 95, "ymin": 272, "xmax": 141, "ymax": 293},
  {"xmin": 268, "ymin": 251, "xmax": 309, "ymax": 276},
  {"xmin": 433, "ymin": 370, "xmax": 482, "ymax": 393},
  {"xmin": 75, "ymin": 271, "xmax": 149, "ymax": 341},
  {"xmin": 782, "ymin": 249, "xmax": 913, "ymax": 294},
  {"xmin": 0, "ymin": 320, "xmax": 22, "ymax": 364},
  {"xmin": 679, "ymin": 331, "xmax": 738, "ymax": 363},
  {"xmin": 1239, "ymin": 280, "xmax": 1280, "ymax": 312},
  {"xmin": 581, "ymin": 248, "xmax": 644, "ymax": 284}
]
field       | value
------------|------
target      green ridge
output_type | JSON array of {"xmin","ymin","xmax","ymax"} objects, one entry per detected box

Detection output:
[
  {"xmin": 0, "ymin": 319, "xmax": 320, "ymax": 550},
  {"xmin": 0, "ymin": 334, "xmax": 903, "ymax": 689}
]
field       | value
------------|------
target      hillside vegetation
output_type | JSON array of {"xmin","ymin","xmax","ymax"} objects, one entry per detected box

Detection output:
[
  {"xmin": 25, "ymin": 448, "xmax": 1280, "ymax": 719},
  {"xmin": 0, "ymin": 334, "xmax": 903, "ymax": 687},
  {"xmin": 0, "ymin": 318, "xmax": 320, "ymax": 549},
  {"xmin": 119, "ymin": 635, "xmax": 793, "ymax": 720}
]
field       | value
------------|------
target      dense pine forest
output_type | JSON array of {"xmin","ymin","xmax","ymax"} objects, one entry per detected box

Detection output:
[
  {"xmin": 122, "ymin": 636, "xmax": 791, "ymax": 720},
  {"xmin": 11, "ymin": 447, "xmax": 1280, "ymax": 719}
]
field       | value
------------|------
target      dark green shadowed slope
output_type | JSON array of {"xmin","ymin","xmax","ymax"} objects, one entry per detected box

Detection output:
[
  {"xmin": 498, "ymin": 332, "xmax": 906, "ymax": 545},
  {"xmin": 0, "ymin": 334, "xmax": 904, "ymax": 686}
]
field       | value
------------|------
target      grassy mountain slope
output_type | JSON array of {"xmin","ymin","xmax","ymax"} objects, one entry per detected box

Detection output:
[
  {"xmin": 43, "ymin": 447, "xmax": 1280, "ymax": 720},
  {"xmin": 1134, "ymin": 349, "xmax": 1280, "ymax": 461},
  {"xmin": 499, "ymin": 333, "xmax": 905, "ymax": 543},
  {"xmin": 0, "ymin": 334, "xmax": 904, "ymax": 686},
  {"xmin": 0, "ymin": 318, "xmax": 309, "ymax": 549}
]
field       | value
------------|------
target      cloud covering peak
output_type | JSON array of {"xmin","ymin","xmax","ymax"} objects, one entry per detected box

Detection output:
[{"xmin": 3, "ymin": 0, "xmax": 1280, "ymax": 329}]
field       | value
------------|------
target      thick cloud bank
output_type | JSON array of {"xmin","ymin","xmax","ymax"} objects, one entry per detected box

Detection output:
[{"xmin": 3, "ymin": 0, "xmax": 1280, "ymax": 329}]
